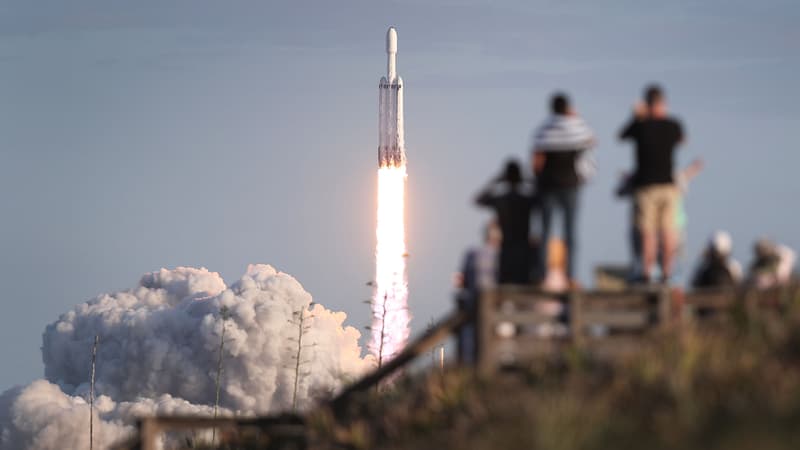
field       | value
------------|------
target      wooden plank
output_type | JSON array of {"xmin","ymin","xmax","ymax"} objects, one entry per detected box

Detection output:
[
  {"xmin": 508, "ymin": 333, "xmax": 571, "ymax": 345},
  {"xmin": 583, "ymin": 336, "xmax": 643, "ymax": 358},
  {"xmin": 495, "ymin": 339, "xmax": 563, "ymax": 362},
  {"xmin": 580, "ymin": 311, "xmax": 650, "ymax": 329},
  {"xmin": 579, "ymin": 294, "xmax": 654, "ymax": 310},
  {"xmin": 493, "ymin": 310, "xmax": 561, "ymax": 325},
  {"xmin": 133, "ymin": 416, "xmax": 307, "ymax": 450},
  {"xmin": 138, "ymin": 415, "xmax": 303, "ymax": 430},
  {"xmin": 511, "ymin": 326, "xmax": 572, "ymax": 341},
  {"xmin": 496, "ymin": 292, "xmax": 568, "ymax": 303},
  {"xmin": 685, "ymin": 290, "xmax": 737, "ymax": 309},
  {"xmin": 580, "ymin": 298, "xmax": 653, "ymax": 310}
]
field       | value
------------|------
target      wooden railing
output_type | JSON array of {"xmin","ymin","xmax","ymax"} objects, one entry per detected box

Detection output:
[
  {"xmin": 477, "ymin": 286, "xmax": 671, "ymax": 375},
  {"xmin": 116, "ymin": 415, "xmax": 306, "ymax": 450},
  {"xmin": 330, "ymin": 310, "xmax": 470, "ymax": 413},
  {"xmin": 476, "ymin": 282, "xmax": 799, "ymax": 375}
]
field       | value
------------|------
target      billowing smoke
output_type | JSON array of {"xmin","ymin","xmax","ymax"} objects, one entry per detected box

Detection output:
[{"xmin": 1, "ymin": 264, "xmax": 373, "ymax": 449}]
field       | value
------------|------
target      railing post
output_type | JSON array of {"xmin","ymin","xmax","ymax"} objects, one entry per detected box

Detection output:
[
  {"xmin": 569, "ymin": 290, "xmax": 583, "ymax": 347},
  {"xmin": 657, "ymin": 287, "xmax": 671, "ymax": 330},
  {"xmin": 477, "ymin": 289, "xmax": 497, "ymax": 377},
  {"xmin": 139, "ymin": 418, "xmax": 159, "ymax": 450}
]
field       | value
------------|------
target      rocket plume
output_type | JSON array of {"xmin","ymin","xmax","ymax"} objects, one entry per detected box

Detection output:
[
  {"xmin": 371, "ymin": 165, "xmax": 409, "ymax": 365},
  {"xmin": 370, "ymin": 27, "xmax": 410, "ymax": 365}
]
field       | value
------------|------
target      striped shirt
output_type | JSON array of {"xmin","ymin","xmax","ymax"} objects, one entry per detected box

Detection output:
[{"xmin": 533, "ymin": 115, "xmax": 595, "ymax": 189}]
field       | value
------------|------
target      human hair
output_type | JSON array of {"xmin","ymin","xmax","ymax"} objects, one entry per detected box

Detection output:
[
  {"xmin": 550, "ymin": 92, "xmax": 569, "ymax": 115},
  {"xmin": 502, "ymin": 160, "xmax": 523, "ymax": 185},
  {"xmin": 644, "ymin": 84, "xmax": 664, "ymax": 107}
]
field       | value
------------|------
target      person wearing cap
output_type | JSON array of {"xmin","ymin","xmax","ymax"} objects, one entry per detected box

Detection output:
[
  {"xmin": 691, "ymin": 231, "xmax": 743, "ymax": 288},
  {"xmin": 747, "ymin": 239, "xmax": 797, "ymax": 289},
  {"xmin": 475, "ymin": 160, "xmax": 537, "ymax": 284}
]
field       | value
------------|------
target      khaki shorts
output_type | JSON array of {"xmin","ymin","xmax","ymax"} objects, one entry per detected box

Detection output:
[{"xmin": 635, "ymin": 184, "xmax": 679, "ymax": 233}]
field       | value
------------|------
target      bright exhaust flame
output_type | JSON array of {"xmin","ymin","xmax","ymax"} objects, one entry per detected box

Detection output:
[{"xmin": 370, "ymin": 164, "xmax": 410, "ymax": 366}]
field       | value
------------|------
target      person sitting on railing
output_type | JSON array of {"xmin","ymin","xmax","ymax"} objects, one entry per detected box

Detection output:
[
  {"xmin": 690, "ymin": 231, "xmax": 743, "ymax": 289},
  {"xmin": 475, "ymin": 160, "xmax": 537, "ymax": 285},
  {"xmin": 747, "ymin": 238, "xmax": 797, "ymax": 289},
  {"xmin": 454, "ymin": 221, "xmax": 501, "ymax": 364}
]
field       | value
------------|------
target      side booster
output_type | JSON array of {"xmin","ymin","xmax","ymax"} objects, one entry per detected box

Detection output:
[{"xmin": 378, "ymin": 27, "xmax": 406, "ymax": 168}]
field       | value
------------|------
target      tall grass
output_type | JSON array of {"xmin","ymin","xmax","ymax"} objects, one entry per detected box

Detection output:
[{"xmin": 312, "ymin": 287, "xmax": 800, "ymax": 450}]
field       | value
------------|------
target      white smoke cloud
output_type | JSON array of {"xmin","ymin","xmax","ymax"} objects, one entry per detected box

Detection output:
[
  {"xmin": 0, "ymin": 380, "xmax": 133, "ymax": 450},
  {"xmin": 1, "ymin": 264, "xmax": 373, "ymax": 449}
]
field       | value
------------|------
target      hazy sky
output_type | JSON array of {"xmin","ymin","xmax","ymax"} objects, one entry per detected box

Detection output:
[{"xmin": 1, "ymin": 0, "xmax": 798, "ymax": 390}]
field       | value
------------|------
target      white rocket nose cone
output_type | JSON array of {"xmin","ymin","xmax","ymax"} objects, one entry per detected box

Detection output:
[{"xmin": 386, "ymin": 27, "xmax": 398, "ymax": 54}]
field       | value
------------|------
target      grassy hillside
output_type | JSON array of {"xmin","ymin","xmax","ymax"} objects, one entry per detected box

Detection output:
[{"xmin": 312, "ymin": 290, "xmax": 800, "ymax": 450}]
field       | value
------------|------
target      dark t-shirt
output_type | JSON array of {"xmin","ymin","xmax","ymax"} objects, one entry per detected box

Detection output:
[
  {"xmin": 476, "ymin": 186, "xmax": 536, "ymax": 245},
  {"xmin": 620, "ymin": 117, "xmax": 684, "ymax": 187},
  {"xmin": 537, "ymin": 150, "xmax": 583, "ymax": 190},
  {"xmin": 475, "ymin": 185, "xmax": 536, "ymax": 284}
]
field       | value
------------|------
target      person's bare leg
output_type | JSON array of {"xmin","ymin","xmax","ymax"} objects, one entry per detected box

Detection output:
[
  {"xmin": 661, "ymin": 229, "xmax": 677, "ymax": 280},
  {"xmin": 641, "ymin": 229, "xmax": 657, "ymax": 280}
]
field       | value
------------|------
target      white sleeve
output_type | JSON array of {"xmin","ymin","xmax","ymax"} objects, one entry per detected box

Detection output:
[{"xmin": 728, "ymin": 259, "xmax": 743, "ymax": 282}]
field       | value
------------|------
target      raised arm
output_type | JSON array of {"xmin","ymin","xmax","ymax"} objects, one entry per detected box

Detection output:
[
  {"xmin": 681, "ymin": 158, "xmax": 704, "ymax": 183},
  {"xmin": 619, "ymin": 117, "xmax": 638, "ymax": 140},
  {"xmin": 619, "ymin": 102, "xmax": 647, "ymax": 140},
  {"xmin": 475, "ymin": 179, "xmax": 499, "ymax": 208}
]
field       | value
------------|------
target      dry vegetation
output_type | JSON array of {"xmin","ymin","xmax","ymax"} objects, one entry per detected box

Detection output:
[{"xmin": 310, "ymin": 288, "xmax": 800, "ymax": 450}]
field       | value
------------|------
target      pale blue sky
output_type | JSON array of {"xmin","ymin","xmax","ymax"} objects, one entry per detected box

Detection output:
[{"xmin": 1, "ymin": 0, "xmax": 798, "ymax": 389}]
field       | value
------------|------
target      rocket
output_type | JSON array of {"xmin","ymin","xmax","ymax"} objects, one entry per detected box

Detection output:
[{"xmin": 378, "ymin": 27, "xmax": 406, "ymax": 168}]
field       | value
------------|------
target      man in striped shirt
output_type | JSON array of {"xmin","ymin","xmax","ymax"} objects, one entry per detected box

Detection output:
[{"xmin": 531, "ymin": 93, "xmax": 596, "ymax": 287}]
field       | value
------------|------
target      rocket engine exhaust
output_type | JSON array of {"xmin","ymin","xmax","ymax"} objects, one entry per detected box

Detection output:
[{"xmin": 370, "ymin": 27, "xmax": 410, "ymax": 366}]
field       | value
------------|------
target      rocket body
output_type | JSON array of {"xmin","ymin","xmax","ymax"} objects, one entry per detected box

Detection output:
[
  {"xmin": 378, "ymin": 27, "xmax": 406, "ymax": 168},
  {"xmin": 370, "ymin": 27, "xmax": 411, "ymax": 366}
]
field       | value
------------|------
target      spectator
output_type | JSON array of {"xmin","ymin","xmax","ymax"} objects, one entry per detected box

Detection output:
[
  {"xmin": 475, "ymin": 160, "xmax": 537, "ymax": 284},
  {"xmin": 748, "ymin": 239, "xmax": 797, "ymax": 289},
  {"xmin": 454, "ymin": 221, "xmax": 501, "ymax": 364},
  {"xmin": 691, "ymin": 231, "xmax": 743, "ymax": 288},
  {"xmin": 532, "ymin": 92, "xmax": 595, "ymax": 287},
  {"xmin": 619, "ymin": 84, "xmax": 685, "ymax": 283}
]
